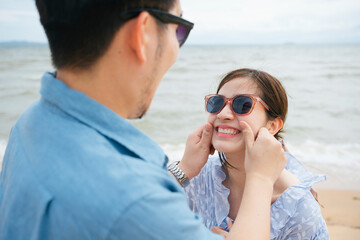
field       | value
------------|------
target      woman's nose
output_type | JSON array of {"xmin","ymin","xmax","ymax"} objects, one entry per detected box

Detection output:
[{"xmin": 217, "ymin": 102, "xmax": 234, "ymax": 120}]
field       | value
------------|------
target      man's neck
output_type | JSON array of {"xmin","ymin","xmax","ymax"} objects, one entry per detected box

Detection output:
[{"xmin": 56, "ymin": 60, "xmax": 136, "ymax": 119}]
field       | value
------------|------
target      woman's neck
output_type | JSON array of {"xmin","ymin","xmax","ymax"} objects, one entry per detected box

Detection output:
[
  {"xmin": 222, "ymin": 152, "xmax": 246, "ymax": 188},
  {"xmin": 222, "ymin": 151, "xmax": 247, "ymax": 220},
  {"xmin": 223, "ymin": 151, "xmax": 300, "ymax": 203},
  {"xmin": 221, "ymin": 149, "xmax": 301, "ymax": 221}
]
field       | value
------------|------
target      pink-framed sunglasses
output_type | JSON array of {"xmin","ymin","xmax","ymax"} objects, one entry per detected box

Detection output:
[{"xmin": 205, "ymin": 94, "xmax": 270, "ymax": 115}]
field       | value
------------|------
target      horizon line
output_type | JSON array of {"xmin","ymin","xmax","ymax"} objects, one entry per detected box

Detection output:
[{"xmin": 1, "ymin": 40, "xmax": 360, "ymax": 46}]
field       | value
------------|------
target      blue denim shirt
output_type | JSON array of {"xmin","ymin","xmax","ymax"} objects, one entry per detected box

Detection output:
[{"xmin": 0, "ymin": 72, "xmax": 222, "ymax": 240}]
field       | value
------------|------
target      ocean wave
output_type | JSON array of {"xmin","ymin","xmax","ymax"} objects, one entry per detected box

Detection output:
[
  {"xmin": 161, "ymin": 141, "xmax": 360, "ymax": 169},
  {"xmin": 286, "ymin": 140, "xmax": 360, "ymax": 168},
  {"xmin": 1, "ymin": 139, "xmax": 359, "ymax": 172},
  {"xmin": 161, "ymin": 143, "xmax": 186, "ymax": 163}
]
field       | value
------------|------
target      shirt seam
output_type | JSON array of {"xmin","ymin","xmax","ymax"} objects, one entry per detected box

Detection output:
[
  {"xmin": 12, "ymin": 124, "xmax": 86, "ymax": 223},
  {"xmin": 14, "ymin": 125, "xmax": 53, "ymax": 198},
  {"xmin": 105, "ymin": 191, "xmax": 154, "ymax": 240}
]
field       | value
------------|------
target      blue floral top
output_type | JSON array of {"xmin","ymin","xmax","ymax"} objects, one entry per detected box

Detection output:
[{"xmin": 184, "ymin": 152, "xmax": 329, "ymax": 239}]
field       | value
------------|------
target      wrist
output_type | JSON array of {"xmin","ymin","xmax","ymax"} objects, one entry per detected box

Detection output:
[
  {"xmin": 245, "ymin": 173, "xmax": 274, "ymax": 191},
  {"xmin": 168, "ymin": 161, "xmax": 190, "ymax": 187},
  {"xmin": 178, "ymin": 161, "xmax": 197, "ymax": 180}
]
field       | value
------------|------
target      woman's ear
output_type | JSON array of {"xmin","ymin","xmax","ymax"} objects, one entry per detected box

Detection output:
[{"xmin": 266, "ymin": 117, "xmax": 283, "ymax": 136}]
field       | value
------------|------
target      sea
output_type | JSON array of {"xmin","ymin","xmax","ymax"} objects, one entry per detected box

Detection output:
[{"xmin": 1, "ymin": 43, "xmax": 360, "ymax": 190}]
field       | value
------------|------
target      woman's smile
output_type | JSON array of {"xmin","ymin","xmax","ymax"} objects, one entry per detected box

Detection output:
[{"xmin": 215, "ymin": 125, "xmax": 241, "ymax": 138}]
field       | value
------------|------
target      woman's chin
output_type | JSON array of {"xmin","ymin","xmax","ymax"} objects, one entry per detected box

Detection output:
[{"xmin": 213, "ymin": 142, "xmax": 244, "ymax": 154}]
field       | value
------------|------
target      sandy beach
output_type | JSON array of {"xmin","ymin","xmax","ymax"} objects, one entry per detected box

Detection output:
[{"xmin": 318, "ymin": 190, "xmax": 360, "ymax": 239}]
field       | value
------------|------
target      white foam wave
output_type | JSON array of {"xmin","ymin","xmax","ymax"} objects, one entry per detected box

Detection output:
[
  {"xmin": 286, "ymin": 140, "xmax": 360, "ymax": 168},
  {"xmin": 161, "ymin": 140, "xmax": 360, "ymax": 190},
  {"xmin": 162, "ymin": 140, "xmax": 360, "ymax": 168},
  {"xmin": 161, "ymin": 143, "xmax": 186, "ymax": 163},
  {"xmin": 1, "ymin": 139, "xmax": 359, "ymax": 173}
]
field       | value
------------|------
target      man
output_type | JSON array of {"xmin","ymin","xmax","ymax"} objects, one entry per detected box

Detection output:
[{"xmin": 0, "ymin": 0, "xmax": 286, "ymax": 239}]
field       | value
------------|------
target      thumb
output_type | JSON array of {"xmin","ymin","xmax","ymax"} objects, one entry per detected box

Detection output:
[
  {"xmin": 199, "ymin": 123, "xmax": 213, "ymax": 149},
  {"xmin": 239, "ymin": 121, "xmax": 255, "ymax": 151}
]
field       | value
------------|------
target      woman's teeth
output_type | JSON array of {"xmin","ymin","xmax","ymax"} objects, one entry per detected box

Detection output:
[{"xmin": 217, "ymin": 128, "xmax": 239, "ymax": 135}]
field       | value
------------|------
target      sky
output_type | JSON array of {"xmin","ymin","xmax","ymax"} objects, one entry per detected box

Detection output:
[{"xmin": 0, "ymin": 0, "xmax": 359, "ymax": 45}]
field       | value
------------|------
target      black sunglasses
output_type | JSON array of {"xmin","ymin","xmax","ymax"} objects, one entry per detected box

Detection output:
[{"xmin": 120, "ymin": 8, "xmax": 194, "ymax": 47}]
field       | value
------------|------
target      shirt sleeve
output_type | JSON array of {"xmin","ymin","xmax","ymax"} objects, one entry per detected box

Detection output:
[{"xmin": 106, "ymin": 183, "xmax": 223, "ymax": 240}]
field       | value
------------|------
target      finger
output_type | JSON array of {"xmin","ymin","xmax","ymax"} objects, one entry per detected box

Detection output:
[
  {"xmin": 310, "ymin": 188, "xmax": 318, "ymax": 201},
  {"xmin": 188, "ymin": 124, "xmax": 206, "ymax": 144},
  {"xmin": 211, "ymin": 226, "xmax": 223, "ymax": 234},
  {"xmin": 255, "ymin": 127, "xmax": 272, "ymax": 141},
  {"xmin": 208, "ymin": 116, "xmax": 216, "ymax": 125},
  {"xmin": 239, "ymin": 121, "xmax": 254, "ymax": 150},
  {"xmin": 257, "ymin": 127, "xmax": 271, "ymax": 139},
  {"xmin": 227, "ymin": 219, "xmax": 233, "ymax": 231},
  {"xmin": 199, "ymin": 123, "xmax": 213, "ymax": 149},
  {"xmin": 195, "ymin": 124, "xmax": 206, "ymax": 139},
  {"xmin": 211, "ymin": 227, "xmax": 228, "ymax": 238}
]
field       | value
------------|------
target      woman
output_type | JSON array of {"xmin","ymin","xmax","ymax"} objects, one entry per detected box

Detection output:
[{"xmin": 183, "ymin": 68, "xmax": 329, "ymax": 239}]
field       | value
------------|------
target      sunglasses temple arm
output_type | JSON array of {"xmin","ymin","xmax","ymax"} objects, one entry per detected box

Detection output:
[{"xmin": 259, "ymin": 99, "xmax": 270, "ymax": 111}]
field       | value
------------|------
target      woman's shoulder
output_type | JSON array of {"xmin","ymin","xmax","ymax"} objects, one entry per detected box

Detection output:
[
  {"xmin": 285, "ymin": 151, "xmax": 326, "ymax": 186},
  {"xmin": 270, "ymin": 185, "xmax": 328, "ymax": 239},
  {"xmin": 276, "ymin": 151, "xmax": 326, "ymax": 217},
  {"xmin": 271, "ymin": 152, "xmax": 328, "ymax": 239}
]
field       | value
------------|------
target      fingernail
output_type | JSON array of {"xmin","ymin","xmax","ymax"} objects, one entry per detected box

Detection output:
[{"xmin": 205, "ymin": 124, "xmax": 211, "ymax": 132}]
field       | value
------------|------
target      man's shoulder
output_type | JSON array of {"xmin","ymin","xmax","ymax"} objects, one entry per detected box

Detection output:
[
  {"xmin": 4, "ymin": 96, "xmax": 175, "ymax": 206},
  {"xmin": 2, "ymin": 130, "xmax": 179, "ymax": 240}
]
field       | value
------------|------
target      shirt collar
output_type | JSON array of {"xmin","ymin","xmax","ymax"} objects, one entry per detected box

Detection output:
[{"xmin": 40, "ymin": 72, "xmax": 168, "ymax": 168}]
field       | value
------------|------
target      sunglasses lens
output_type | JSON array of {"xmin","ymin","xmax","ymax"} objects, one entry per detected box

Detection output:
[
  {"xmin": 176, "ymin": 25, "xmax": 189, "ymax": 46},
  {"xmin": 206, "ymin": 96, "xmax": 225, "ymax": 113},
  {"xmin": 233, "ymin": 96, "xmax": 253, "ymax": 114}
]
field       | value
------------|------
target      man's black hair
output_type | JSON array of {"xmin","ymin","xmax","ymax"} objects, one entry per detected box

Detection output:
[{"xmin": 35, "ymin": 0, "xmax": 175, "ymax": 69}]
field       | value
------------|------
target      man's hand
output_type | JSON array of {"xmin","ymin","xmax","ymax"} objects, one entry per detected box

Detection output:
[
  {"xmin": 211, "ymin": 220, "xmax": 233, "ymax": 239},
  {"xmin": 240, "ymin": 121, "xmax": 286, "ymax": 185},
  {"xmin": 178, "ymin": 123, "xmax": 214, "ymax": 180},
  {"xmin": 222, "ymin": 122, "xmax": 286, "ymax": 240},
  {"xmin": 211, "ymin": 226, "xmax": 228, "ymax": 239}
]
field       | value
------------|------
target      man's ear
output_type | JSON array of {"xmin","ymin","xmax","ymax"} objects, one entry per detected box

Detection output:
[
  {"xmin": 266, "ymin": 117, "xmax": 283, "ymax": 136},
  {"xmin": 129, "ymin": 11, "xmax": 151, "ymax": 62}
]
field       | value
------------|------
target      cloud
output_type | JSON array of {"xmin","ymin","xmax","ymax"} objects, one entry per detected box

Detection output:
[
  {"xmin": 0, "ymin": 10, "xmax": 38, "ymax": 23},
  {"xmin": 0, "ymin": 0, "xmax": 45, "ymax": 42},
  {"xmin": 0, "ymin": 0, "xmax": 359, "ymax": 44},
  {"xmin": 181, "ymin": 0, "xmax": 360, "ymax": 43}
]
